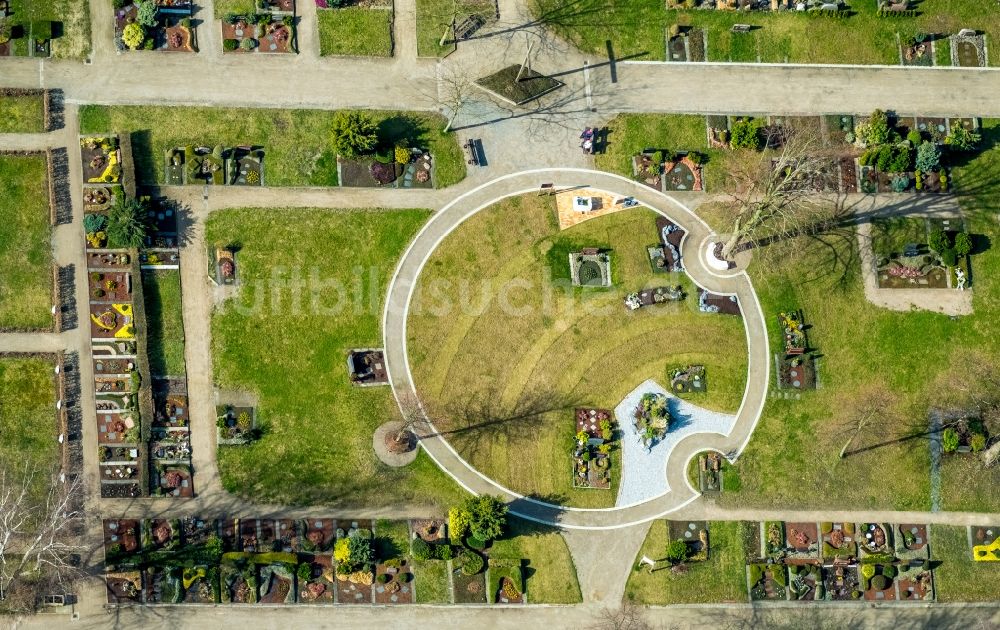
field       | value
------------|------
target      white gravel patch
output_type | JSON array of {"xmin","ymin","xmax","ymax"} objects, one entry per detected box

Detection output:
[{"xmin": 614, "ymin": 379, "xmax": 736, "ymax": 508}]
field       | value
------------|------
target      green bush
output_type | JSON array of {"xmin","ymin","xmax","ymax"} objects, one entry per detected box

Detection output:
[
  {"xmin": 223, "ymin": 38, "xmax": 238, "ymax": 51},
  {"xmin": 863, "ymin": 109, "xmax": 891, "ymax": 146},
  {"xmin": 729, "ymin": 119, "xmax": 760, "ymax": 150},
  {"xmin": 376, "ymin": 573, "xmax": 390, "ymax": 584},
  {"xmin": 665, "ymin": 539, "xmax": 689, "ymax": 563},
  {"xmin": 970, "ymin": 433, "xmax": 987, "ymax": 452},
  {"xmin": 297, "ymin": 562, "xmax": 312, "ymax": 582},
  {"xmin": 410, "ymin": 537, "xmax": 432, "ymax": 561},
  {"xmin": 906, "ymin": 130, "xmax": 922, "ymax": 145},
  {"xmin": 940, "ymin": 248, "xmax": 958, "ymax": 267},
  {"xmin": 460, "ymin": 550, "xmax": 484, "ymax": 575},
  {"xmin": 106, "ymin": 196, "xmax": 149, "ymax": 249},
  {"xmin": 435, "ymin": 544, "xmax": 454, "ymax": 561},
  {"xmin": 135, "ymin": 0, "xmax": 158, "ymax": 28},
  {"xmin": 942, "ymin": 427, "xmax": 960, "ymax": 453},
  {"xmin": 954, "ymin": 232, "xmax": 973, "ymax": 257},
  {"xmin": 915, "ymin": 141, "xmax": 940, "ymax": 172},
  {"xmin": 331, "ymin": 111, "xmax": 379, "ymax": 158},
  {"xmin": 467, "ymin": 536, "xmax": 486, "ymax": 550},
  {"xmin": 871, "ymin": 574, "xmax": 889, "ymax": 590},
  {"xmin": 84, "ymin": 213, "xmax": 108, "ymax": 233},
  {"xmin": 928, "ymin": 229, "xmax": 949, "ymax": 254},
  {"xmin": 946, "ymin": 121, "xmax": 981, "ymax": 151},
  {"xmin": 882, "ymin": 565, "xmax": 897, "ymax": 579},
  {"xmin": 240, "ymin": 37, "xmax": 257, "ymax": 51}
]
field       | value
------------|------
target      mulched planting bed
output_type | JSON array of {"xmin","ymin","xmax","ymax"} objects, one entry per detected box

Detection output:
[
  {"xmin": 475, "ymin": 65, "xmax": 563, "ymax": 106},
  {"xmin": 374, "ymin": 562, "xmax": 414, "ymax": 604},
  {"xmin": 784, "ymin": 522, "xmax": 819, "ymax": 558},
  {"xmin": 181, "ymin": 516, "xmax": 215, "ymax": 546},
  {"xmin": 668, "ymin": 520, "xmax": 709, "ymax": 559},
  {"xmin": 863, "ymin": 565, "xmax": 898, "ymax": 601},
  {"xmin": 776, "ymin": 354, "xmax": 816, "ymax": 390},
  {"xmin": 339, "ymin": 157, "xmax": 402, "ymax": 188},
  {"xmin": 83, "ymin": 186, "xmax": 116, "ymax": 213},
  {"xmin": 410, "ymin": 519, "xmax": 447, "ymax": 544},
  {"xmin": 662, "ymin": 156, "xmax": 703, "ymax": 191},
  {"xmin": 896, "ymin": 524, "xmax": 929, "ymax": 552},
  {"xmin": 335, "ymin": 574, "xmax": 373, "ymax": 603},
  {"xmin": 298, "ymin": 518, "xmax": 336, "ymax": 553},
  {"xmin": 913, "ymin": 116, "xmax": 948, "ymax": 142},
  {"xmin": 748, "ymin": 563, "xmax": 787, "ymax": 601},
  {"xmin": 858, "ymin": 522, "xmax": 893, "ymax": 555},
  {"xmin": 632, "ymin": 153, "xmax": 662, "ymax": 189},
  {"xmin": 105, "ymin": 519, "xmax": 141, "ymax": 553},
  {"xmin": 221, "ymin": 564, "xmax": 255, "ymax": 603},
  {"xmin": 575, "ymin": 408, "xmax": 612, "ymax": 438},
  {"xmin": 298, "ymin": 555, "xmax": 336, "ymax": 603},
  {"xmin": 88, "ymin": 251, "xmax": 132, "ymax": 270},
  {"xmin": 452, "ymin": 564, "xmax": 487, "ymax": 603},
  {"xmin": 823, "ymin": 114, "xmax": 854, "ymax": 146},
  {"xmin": 221, "ymin": 15, "xmax": 295, "ymax": 54},
  {"xmin": 101, "ymin": 482, "xmax": 142, "ymax": 498},
  {"xmin": 95, "ymin": 375, "xmax": 131, "ymax": 394},
  {"xmin": 96, "ymin": 412, "xmax": 135, "ymax": 444},
  {"xmin": 80, "ymin": 136, "xmax": 121, "ymax": 184},
  {"xmin": 153, "ymin": 465, "xmax": 193, "ymax": 497},
  {"xmin": 258, "ymin": 519, "xmax": 278, "ymax": 550},
  {"xmin": 89, "ymin": 271, "xmax": 132, "ymax": 302},
  {"xmin": 219, "ymin": 518, "xmax": 240, "ymax": 550},
  {"xmin": 89, "ymin": 303, "xmax": 135, "ymax": 339},
  {"xmin": 275, "ymin": 519, "xmax": 298, "ymax": 551},
  {"xmin": 94, "ymin": 357, "xmax": 133, "ymax": 375},
  {"xmin": 147, "ymin": 518, "xmax": 177, "ymax": 551},
  {"xmin": 183, "ymin": 568, "xmax": 217, "ymax": 603},
  {"xmin": 154, "ymin": 391, "xmax": 188, "ymax": 428},
  {"xmin": 106, "ymin": 572, "xmax": 144, "ymax": 604},
  {"xmin": 259, "ymin": 565, "xmax": 295, "ymax": 603}
]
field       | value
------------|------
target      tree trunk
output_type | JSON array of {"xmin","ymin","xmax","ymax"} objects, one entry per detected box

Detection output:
[{"xmin": 720, "ymin": 230, "xmax": 742, "ymax": 260}]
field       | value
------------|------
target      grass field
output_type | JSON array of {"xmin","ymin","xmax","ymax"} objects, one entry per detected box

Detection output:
[
  {"xmin": 8, "ymin": 0, "xmax": 91, "ymax": 58},
  {"xmin": 0, "ymin": 357, "xmax": 58, "ymax": 501},
  {"xmin": 208, "ymin": 207, "xmax": 467, "ymax": 508},
  {"xmin": 318, "ymin": 7, "xmax": 393, "ymax": 57},
  {"xmin": 529, "ymin": 0, "xmax": 1000, "ymax": 65},
  {"xmin": 931, "ymin": 525, "xmax": 1000, "ymax": 601},
  {"xmin": 625, "ymin": 520, "xmax": 748, "ymax": 603},
  {"xmin": 142, "ymin": 270, "xmax": 186, "ymax": 377},
  {"xmin": 0, "ymin": 93, "xmax": 46, "ymax": 133},
  {"xmin": 78, "ymin": 105, "xmax": 465, "ymax": 188},
  {"xmin": 407, "ymin": 195, "xmax": 747, "ymax": 507},
  {"xmin": 489, "ymin": 517, "xmax": 581, "ymax": 603},
  {"xmin": 213, "ymin": 0, "xmax": 256, "ymax": 18},
  {"xmin": 0, "ymin": 154, "xmax": 52, "ymax": 330}
]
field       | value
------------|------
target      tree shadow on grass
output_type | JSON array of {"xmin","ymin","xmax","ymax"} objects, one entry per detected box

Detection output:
[{"xmin": 377, "ymin": 115, "xmax": 429, "ymax": 150}]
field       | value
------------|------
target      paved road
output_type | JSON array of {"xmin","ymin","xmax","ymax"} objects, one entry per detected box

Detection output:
[{"xmin": 381, "ymin": 168, "xmax": 771, "ymax": 529}]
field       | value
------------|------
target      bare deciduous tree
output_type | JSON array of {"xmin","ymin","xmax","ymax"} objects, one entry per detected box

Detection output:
[
  {"xmin": 720, "ymin": 127, "xmax": 845, "ymax": 260},
  {"xmin": 592, "ymin": 601, "xmax": 652, "ymax": 630},
  {"xmin": 0, "ymin": 466, "xmax": 85, "ymax": 613}
]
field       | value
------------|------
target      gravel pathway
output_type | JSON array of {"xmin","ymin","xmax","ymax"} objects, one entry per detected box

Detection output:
[{"xmin": 614, "ymin": 379, "xmax": 736, "ymax": 508}]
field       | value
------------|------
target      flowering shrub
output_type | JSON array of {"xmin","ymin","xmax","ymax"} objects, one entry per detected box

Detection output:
[{"xmin": 123, "ymin": 23, "xmax": 144, "ymax": 50}]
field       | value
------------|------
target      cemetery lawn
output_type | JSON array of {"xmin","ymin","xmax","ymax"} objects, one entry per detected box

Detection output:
[
  {"xmin": 415, "ymin": 0, "xmax": 484, "ymax": 57},
  {"xmin": 930, "ymin": 525, "xmax": 1000, "ymax": 602},
  {"xmin": 0, "ymin": 153, "xmax": 53, "ymax": 330},
  {"xmin": 318, "ymin": 7, "xmax": 394, "ymax": 57},
  {"xmin": 141, "ymin": 270, "xmax": 187, "ymax": 377},
  {"xmin": 0, "ymin": 93, "xmax": 45, "ymax": 133},
  {"xmin": 708, "ymin": 120, "xmax": 1000, "ymax": 512},
  {"xmin": 407, "ymin": 194, "xmax": 748, "ymax": 508},
  {"xmin": 208, "ymin": 208, "xmax": 467, "ymax": 509},
  {"xmin": 529, "ymin": 0, "xmax": 1000, "ymax": 65},
  {"xmin": 625, "ymin": 520, "xmax": 747, "ymax": 603},
  {"xmin": 10, "ymin": 0, "xmax": 91, "ymax": 58},
  {"xmin": 213, "ymin": 0, "xmax": 256, "ymax": 18},
  {"xmin": 0, "ymin": 357, "xmax": 58, "ymax": 501},
  {"xmin": 490, "ymin": 518, "xmax": 582, "ymax": 603},
  {"xmin": 78, "ymin": 105, "xmax": 465, "ymax": 188}
]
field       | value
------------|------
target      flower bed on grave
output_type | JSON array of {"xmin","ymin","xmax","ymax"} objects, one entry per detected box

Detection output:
[
  {"xmin": 259, "ymin": 563, "xmax": 297, "ymax": 603},
  {"xmin": 861, "ymin": 562, "xmax": 898, "ymax": 601},
  {"xmin": 698, "ymin": 289, "xmax": 741, "ymax": 315},
  {"xmin": 106, "ymin": 571, "xmax": 144, "ymax": 604},
  {"xmin": 115, "ymin": 2, "xmax": 196, "ymax": 53},
  {"xmin": 632, "ymin": 152, "xmax": 662, "ymax": 189},
  {"xmin": 216, "ymin": 404, "xmax": 257, "ymax": 444},
  {"xmin": 632, "ymin": 392, "xmax": 671, "ymax": 446},
  {"xmin": 662, "ymin": 154, "xmax": 704, "ymax": 191},
  {"xmin": 696, "ymin": 451, "xmax": 723, "ymax": 493},
  {"xmin": 487, "ymin": 558, "xmax": 524, "ymax": 604},
  {"xmin": 783, "ymin": 522, "xmax": 819, "ymax": 560},
  {"xmin": 89, "ymin": 270, "xmax": 132, "ymax": 302},
  {"xmin": 222, "ymin": 13, "xmax": 295, "ymax": 54},
  {"xmin": 820, "ymin": 522, "xmax": 858, "ymax": 560},
  {"xmin": 870, "ymin": 217, "xmax": 967, "ymax": 289},
  {"xmin": 298, "ymin": 555, "xmax": 336, "ymax": 603},
  {"xmin": 451, "ymin": 550, "xmax": 487, "ymax": 603},
  {"xmin": 153, "ymin": 390, "xmax": 188, "ymax": 428},
  {"xmin": 668, "ymin": 520, "xmax": 709, "ymax": 561},
  {"xmin": 83, "ymin": 186, "xmax": 116, "ymax": 213},
  {"xmin": 941, "ymin": 417, "xmax": 989, "ymax": 456},
  {"xmin": 822, "ymin": 563, "xmax": 861, "ymax": 600},
  {"xmin": 788, "ymin": 563, "xmax": 823, "ymax": 601},
  {"xmin": 81, "ymin": 136, "xmax": 121, "ymax": 184},
  {"xmin": 88, "ymin": 251, "xmax": 132, "ymax": 270},
  {"xmin": 90, "ymin": 303, "xmax": 136, "ymax": 339},
  {"xmin": 670, "ymin": 364, "xmax": 706, "ymax": 394},
  {"xmin": 971, "ymin": 525, "xmax": 1000, "ymax": 561},
  {"xmin": 748, "ymin": 563, "xmax": 788, "ymax": 601},
  {"xmin": 858, "ymin": 522, "xmax": 893, "ymax": 555},
  {"xmin": 374, "ymin": 559, "xmax": 414, "ymax": 604},
  {"xmin": 340, "ymin": 148, "xmax": 434, "ymax": 189},
  {"xmin": 623, "ymin": 285, "xmax": 685, "ymax": 310},
  {"xmin": 569, "ymin": 249, "xmax": 612, "ymax": 287},
  {"xmin": 775, "ymin": 309, "xmax": 817, "ymax": 391},
  {"xmin": 900, "ymin": 34, "xmax": 933, "ymax": 67}
]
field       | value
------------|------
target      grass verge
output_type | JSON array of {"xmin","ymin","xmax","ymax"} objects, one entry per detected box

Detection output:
[
  {"xmin": 141, "ymin": 270, "xmax": 186, "ymax": 377},
  {"xmin": 9, "ymin": 0, "xmax": 91, "ymax": 58},
  {"xmin": 931, "ymin": 525, "xmax": 1000, "ymax": 601},
  {"xmin": 318, "ymin": 7, "xmax": 393, "ymax": 57},
  {"xmin": 0, "ymin": 93, "xmax": 46, "ymax": 133},
  {"xmin": 0, "ymin": 357, "xmax": 58, "ymax": 501},
  {"xmin": 208, "ymin": 207, "xmax": 467, "ymax": 508},
  {"xmin": 79, "ymin": 105, "xmax": 465, "ymax": 188},
  {"xmin": 0, "ymin": 153, "xmax": 52, "ymax": 330},
  {"xmin": 414, "ymin": 559, "xmax": 450, "ymax": 602}
]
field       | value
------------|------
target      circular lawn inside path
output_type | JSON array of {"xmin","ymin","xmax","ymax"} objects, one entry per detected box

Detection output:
[{"xmin": 406, "ymin": 194, "xmax": 748, "ymax": 508}]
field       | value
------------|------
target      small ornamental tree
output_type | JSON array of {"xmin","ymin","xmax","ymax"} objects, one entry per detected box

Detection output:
[
  {"xmin": 410, "ymin": 537, "xmax": 432, "ymax": 561},
  {"xmin": 448, "ymin": 505, "xmax": 470, "ymax": 542},
  {"xmin": 451, "ymin": 495, "xmax": 507, "ymax": 543},
  {"xmin": 954, "ymin": 232, "xmax": 973, "ymax": 257},
  {"xmin": 331, "ymin": 111, "xmax": 379, "ymax": 158},
  {"xmin": 665, "ymin": 539, "xmax": 689, "ymax": 564},
  {"xmin": 106, "ymin": 195, "xmax": 149, "ymax": 249},
  {"xmin": 730, "ymin": 119, "xmax": 761, "ymax": 150},
  {"xmin": 928, "ymin": 229, "xmax": 949, "ymax": 254},
  {"xmin": 123, "ymin": 23, "xmax": 145, "ymax": 50},
  {"xmin": 136, "ymin": 0, "xmax": 158, "ymax": 28},
  {"xmin": 915, "ymin": 141, "xmax": 940, "ymax": 172}
]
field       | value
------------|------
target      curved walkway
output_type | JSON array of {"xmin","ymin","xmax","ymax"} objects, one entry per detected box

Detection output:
[{"xmin": 382, "ymin": 168, "xmax": 771, "ymax": 529}]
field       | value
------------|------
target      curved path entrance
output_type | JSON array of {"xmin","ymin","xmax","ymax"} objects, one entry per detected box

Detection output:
[{"xmin": 383, "ymin": 168, "xmax": 771, "ymax": 529}]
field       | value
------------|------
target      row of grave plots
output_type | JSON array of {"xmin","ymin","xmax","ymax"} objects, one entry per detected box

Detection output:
[
  {"xmin": 82, "ymin": 134, "xmax": 192, "ymax": 498},
  {"xmin": 104, "ymin": 516, "xmax": 528, "ymax": 605},
  {"xmin": 220, "ymin": 0, "xmax": 297, "ymax": 55},
  {"xmin": 703, "ymin": 114, "xmax": 980, "ymax": 192},
  {"xmin": 0, "ymin": 19, "xmax": 55, "ymax": 57},
  {"xmin": 898, "ymin": 30, "xmax": 990, "ymax": 68},
  {"xmin": 164, "ymin": 145, "xmax": 265, "ymax": 186},
  {"xmin": 114, "ymin": 0, "xmax": 197, "ymax": 53},
  {"xmin": 748, "ymin": 521, "xmax": 936, "ymax": 602}
]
